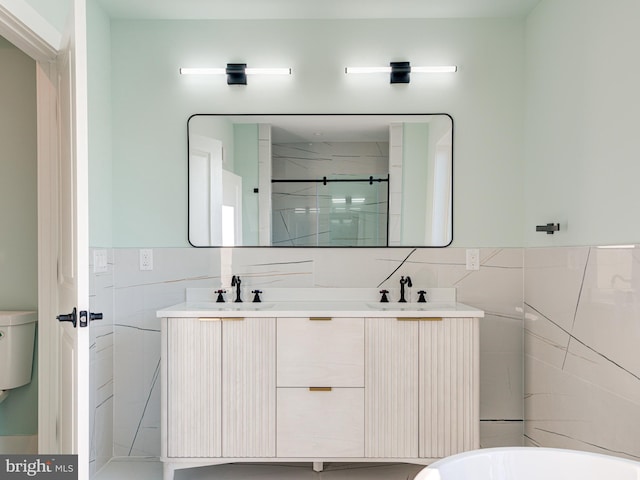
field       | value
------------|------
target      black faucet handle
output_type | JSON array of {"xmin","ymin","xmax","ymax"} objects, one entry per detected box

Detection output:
[
  {"xmin": 251, "ymin": 290, "xmax": 263, "ymax": 303},
  {"xmin": 417, "ymin": 290, "xmax": 427, "ymax": 303},
  {"xmin": 379, "ymin": 289, "xmax": 389, "ymax": 303},
  {"xmin": 215, "ymin": 289, "xmax": 226, "ymax": 303}
]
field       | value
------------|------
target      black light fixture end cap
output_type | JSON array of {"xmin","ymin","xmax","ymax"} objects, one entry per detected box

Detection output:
[
  {"xmin": 390, "ymin": 61, "xmax": 411, "ymax": 84},
  {"xmin": 226, "ymin": 63, "xmax": 247, "ymax": 85}
]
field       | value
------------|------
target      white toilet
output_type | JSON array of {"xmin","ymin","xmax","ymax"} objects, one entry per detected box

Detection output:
[{"xmin": 0, "ymin": 311, "xmax": 37, "ymax": 403}]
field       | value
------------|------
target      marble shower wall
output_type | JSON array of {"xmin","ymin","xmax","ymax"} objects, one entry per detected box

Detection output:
[
  {"xmin": 109, "ymin": 247, "xmax": 524, "ymax": 458},
  {"xmin": 524, "ymin": 246, "xmax": 640, "ymax": 461}
]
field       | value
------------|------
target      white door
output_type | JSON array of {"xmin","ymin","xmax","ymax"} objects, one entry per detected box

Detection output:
[
  {"xmin": 55, "ymin": 0, "xmax": 90, "ymax": 475},
  {"xmin": 189, "ymin": 135, "xmax": 223, "ymax": 246},
  {"xmin": 0, "ymin": 0, "xmax": 89, "ymax": 469}
]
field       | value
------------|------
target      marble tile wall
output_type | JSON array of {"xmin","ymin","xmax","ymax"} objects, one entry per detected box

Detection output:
[
  {"xmin": 89, "ymin": 249, "xmax": 115, "ymax": 475},
  {"xmin": 108, "ymin": 247, "xmax": 524, "ymax": 458},
  {"xmin": 93, "ymin": 244, "xmax": 640, "ymax": 465},
  {"xmin": 524, "ymin": 246, "xmax": 640, "ymax": 461}
]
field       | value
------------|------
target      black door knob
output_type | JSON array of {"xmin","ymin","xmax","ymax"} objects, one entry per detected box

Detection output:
[{"xmin": 57, "ymin": 307, "xmax": 77, "ymax": 328}]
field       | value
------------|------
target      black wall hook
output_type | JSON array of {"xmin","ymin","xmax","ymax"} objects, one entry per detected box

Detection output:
[{"xmin": 536, "ymin": 223, "xmax": 560, "ymax": 234}]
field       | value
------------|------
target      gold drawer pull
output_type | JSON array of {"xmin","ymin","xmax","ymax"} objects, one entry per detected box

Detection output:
[
  {"xmin": 397, "ymin": 317, "xmax": 443, "ymax": 322},
  {"xmin": 197, "ymin": 317, "xmax": 245, "ymax": 322},
  {"xmin": 309, "ymin": 387, "xmax": 333, "ymax": 392},
  {"xmin": 309, "ymin": 317, "xmax": 332, "ymax": 321}
]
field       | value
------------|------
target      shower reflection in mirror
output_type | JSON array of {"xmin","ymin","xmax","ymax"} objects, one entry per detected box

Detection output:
[{"xmin": 188, "ymin": 114, "xmax": 453, "ymax": 248}]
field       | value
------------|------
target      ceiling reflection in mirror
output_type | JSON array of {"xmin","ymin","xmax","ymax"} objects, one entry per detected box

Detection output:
[{"xmin": 188, "ymin": 114, "xmax": 452, "ymax": 247}]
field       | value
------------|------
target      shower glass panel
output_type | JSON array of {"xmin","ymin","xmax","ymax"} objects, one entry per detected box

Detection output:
[{"xmin": 272, "ymin": 175, "xmax": 388, "ymax": 246}]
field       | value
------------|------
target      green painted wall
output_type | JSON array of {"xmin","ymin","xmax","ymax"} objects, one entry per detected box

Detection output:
[
  {"xmin": 88, "ymin": 0, "xmax": 113, "ymax": 247},
  {"xmin": 110, "ymin": 18, "xmax": 525, "ymax": 247},
  {"xmin": 0, "ymin": 35, "xmax": 38, "ymax": 436},
  {"xmin": 524, "ymin": 0, "xmax": 640, "ymax": 246}
]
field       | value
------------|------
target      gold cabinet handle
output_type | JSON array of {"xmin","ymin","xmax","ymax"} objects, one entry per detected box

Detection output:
[
  {"xmin": 309, "ymin": 387, "xmax": 333, "ymax": 392},
  {"xmin": 397, "ymin": 317, "xmax": 443, "ymax": 322},
  {"xmin": 197, "ymin": 317, "xmax": 245, "ymax": 321},
  {"xmin": 309, "ymin": 317, "xmax": 332, "ymax": 321}
]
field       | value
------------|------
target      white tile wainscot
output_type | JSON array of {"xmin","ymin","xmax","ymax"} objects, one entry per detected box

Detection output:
[{"xmin": 157, "ymin": 294, "xmax": 483, "ymax": 480}]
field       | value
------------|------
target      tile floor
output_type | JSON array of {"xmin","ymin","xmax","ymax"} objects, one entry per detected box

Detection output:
[{"xmin": 94, "ymin": 460, "xmax": 425, "ymax": 480}]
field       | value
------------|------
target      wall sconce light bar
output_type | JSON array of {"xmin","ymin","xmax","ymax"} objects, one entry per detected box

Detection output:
[
  {"xmin": 345, "ymin": 65, "xmax": 457, "ymax": 74},
  {"xmin": 412, "ymin": 65, "xmax": 457, "ymax": 73},
  {"xmin": 180, "ymin": 67, "xmax": 226, "ymax": 75},
  {"xmin": 245, "ymin": 67, "xmax": 291, "ymax": 75},
  {"xmin": 344, "ymin": 66, "xmax": 392, "ymax": 74},
  {"xmin": 345, "ymin": 62, "xmax": 457, "ymax": 83},
  {"xmin": 180, "ymin": 67, "xmax": 291, "ymax": 75},
  {"xmin": 180, "ymin": 64, "xmax": 292, "ymax": 85}
]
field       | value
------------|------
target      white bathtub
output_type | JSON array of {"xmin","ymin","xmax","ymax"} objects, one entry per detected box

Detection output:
[{"xmin": 414, "ymin": 447, "xmax": 640, "ymax": 480}]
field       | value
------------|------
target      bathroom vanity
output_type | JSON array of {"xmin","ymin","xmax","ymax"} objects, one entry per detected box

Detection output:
[{"xmin": 157, "ymin": 289, "xmax": 483, "ymax": 480}]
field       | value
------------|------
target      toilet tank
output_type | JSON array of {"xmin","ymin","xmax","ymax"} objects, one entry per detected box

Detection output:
[{"xmin": 0, "ymin": 311, "xmax": 37, "ymax": 390}]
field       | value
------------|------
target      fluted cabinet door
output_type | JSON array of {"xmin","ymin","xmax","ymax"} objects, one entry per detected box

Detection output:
[
  {"xmin": 365, "ymin": 317, "xmax": 419, "ymax": 458},
  {"xmin": 166, "ymin": 318, "xmax": 222, "ymax": 458},
  {"xmin": 222, "ymin": 317, "xmax": 276, "ymax": 457},
  {"xmin": 419, "ymin": 317, "xmax": 479, "ymax": 458}
]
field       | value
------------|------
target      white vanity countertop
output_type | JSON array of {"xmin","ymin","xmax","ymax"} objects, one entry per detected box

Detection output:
[
  {"xmin": 156, "ymin": 287, "xmax": 484, "ymax": 318},
  {"xmin": 157, "ymin": 301, "xmax": 484, "ymax": 318}
]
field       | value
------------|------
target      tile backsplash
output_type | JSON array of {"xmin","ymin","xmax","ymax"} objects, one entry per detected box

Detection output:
[{"xmin": 91, "ymin": 247, "xmax": 524, "ymax": 466}]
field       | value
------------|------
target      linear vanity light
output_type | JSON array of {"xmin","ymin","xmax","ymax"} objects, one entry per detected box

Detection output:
[
  {"xmin": 180, "ymin": 63, "xmax": 292, "ymax": 85},
  {"xmin": 345, "ymin": 61, "xmax": 457, "ymax": 83}
]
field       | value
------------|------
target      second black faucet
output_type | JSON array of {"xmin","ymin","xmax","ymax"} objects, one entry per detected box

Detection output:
[
  {"xmin": 399, "ymin": 276, "xmax": 412, "ymax": 303},
  {"xmin": 231, "ymin": 275, "xmax": 242, "ymax": 303}
]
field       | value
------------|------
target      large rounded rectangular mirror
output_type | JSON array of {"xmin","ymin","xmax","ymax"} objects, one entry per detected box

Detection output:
[{"xmin": 188, "ymin": 114, "xmax": 452, "ymax": 247}]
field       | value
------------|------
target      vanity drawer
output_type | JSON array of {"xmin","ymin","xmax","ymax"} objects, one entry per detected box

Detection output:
[
  {"xmin": 277, "ymin": 387, "xmax": 365, "ymax": 457},
  {"xmin": 276, "ymin": 317, "xmax": 364, "ymax": 387}
]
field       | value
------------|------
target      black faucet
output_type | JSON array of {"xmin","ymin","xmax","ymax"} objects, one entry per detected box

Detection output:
[
  {"xmin": 231, "ymin": 275, "xmax": 242, "ymax": 303},
  {"xmin": 251, "ymin": 290, "xmax": 262, "ymax": 303},
  {"xmin": 215, "ymin": 289, "xmax": 226, "ymax": 303},
  {"xmin": 379, "ymin": 289, "xmax": 390, "ymax": 303},
  {"xmin": 399, "ymin": 276, "xmax": 412, "ymax": 303}
]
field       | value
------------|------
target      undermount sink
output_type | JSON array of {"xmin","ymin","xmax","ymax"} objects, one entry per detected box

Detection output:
[
  {"xmin": 185, "ymin": 302, "xmax": 274, "ymax": 311},
  {"xmin": 366, "ymin": 302, "xmax": 456, "ymax": 311}
]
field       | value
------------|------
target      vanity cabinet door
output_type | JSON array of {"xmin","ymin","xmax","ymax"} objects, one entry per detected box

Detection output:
[
  {"xmin": 419, "ymin": 317, "xmax": 479, "ymax": 458},
  {"xmin": 364, "ymin": 317, "xmax": 480, "ymax": 459},
  {"xmin": 277, "ymin": 387, "xmax": 365, "ymax": 457},
  {"xmin": 365, "ymin": 317, "xmax": 419, "ymax": 458},
  {"xmin": 164, "ymin": 317, "xmax": 276, "ymax": 460},
  {"xmin": 222, "ymin": 317, "xmax": 276, "ymax": 457},
  {"xmin": 165, "ymin": 318, "xmax": 222, "ymax": 458},
  {"xmin": 277, "ymin": 317, "xmax": 364, "ymax": 387}
]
